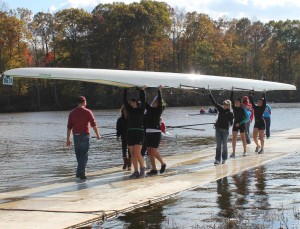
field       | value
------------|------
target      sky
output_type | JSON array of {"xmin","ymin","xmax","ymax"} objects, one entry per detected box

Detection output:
[{"xmin": 3, "ymin": 0, "xmax": 300, "ymax": 22}]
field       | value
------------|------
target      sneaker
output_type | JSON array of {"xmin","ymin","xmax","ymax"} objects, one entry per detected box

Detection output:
[
  {"xmin": 255, "ymin": 146, "xmax": 261, "ymax": 153},
  {"xmin": 230, "ymin": 153, "xmax": 235, "ymax": 158},
  {"xmin": 243, "ymin": 152, "xmax": 247, "ymax": 157},
  {"xmin": 222, "ymin": 160, "xmax": 226, "ymax": 164},
  {"xmin": 214, "ymin": 160, "xmax": 220, "ymax": 165},
  {"xmin": 79, "ymin": 175, "xmax": 87, "ymax": 180},
  {"xmin": 160, "ymin": 163, "xmax": 167, "ymax": 174},
  {"xmin": 146, "ymin": 169, "xmax": 158, "ymax": 176},
  {"xmin": 258, "ymin": 149, "xmax": 264, "ymax": 154},
  {"xmin": 139, "ymin": 167, "xmax": 146, "ymax": 178},
  {"xmin": 129, "ymin": 171, "xmax": 140, "ymax": 179}
]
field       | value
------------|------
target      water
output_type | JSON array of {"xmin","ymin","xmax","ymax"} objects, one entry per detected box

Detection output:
[
  {"xmin": 0, "ymin": 103, "xmax": 300, "ymax": 227},
  {"xmin": 0, "ymin": 107, "xmax": 215, "ymax": 192},
  {"xmin": 103, "ymin": 153, "xmax": 300, "ymax": 228}
]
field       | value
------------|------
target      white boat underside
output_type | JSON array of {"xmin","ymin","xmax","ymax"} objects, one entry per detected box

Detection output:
[{"xmin": 4, "ymin": 68, "xmax": 297, "ymax": 91}]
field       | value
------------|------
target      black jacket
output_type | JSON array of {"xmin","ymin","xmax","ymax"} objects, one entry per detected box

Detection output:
[
  {"xmin": 209, "ymin": 94, "xmax": 233, "ymax": 130},
  {"xmin": 116, "ymin": 115, "xmax": 127, "ymax": 140},
  {"xmin": 123, "ymin": 89, "xmax": 145, "ymax": 129},
  {"xmin": 231, "ymin": 91, "xmax": 248, "ymax": 125},
  {"xmin": 144, "ymin": 90, "xmax": 163, "ymax": 130},
  {"xmin": 249, "ymin": 94, "xmax": 266, "ymax": 121}
]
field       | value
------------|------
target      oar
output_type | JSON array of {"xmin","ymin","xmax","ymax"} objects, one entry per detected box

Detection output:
[
  {"xmin": 100, "ymin": 126, "xmax": 116, "ymax": 130},
  {"xmin": 102, "ymin": 133, "xmax": 116, "ymax": 137},
  {"xmin": 91, "ymin": 133, "xmax": 116, "ymax": 139},
  {"xmin": 177, "ymin": 127, "xmax": 205, "ymax": 131},
  {"xmin": 167, "ymin": 123, "xmax": 214, "ymax": 129}
]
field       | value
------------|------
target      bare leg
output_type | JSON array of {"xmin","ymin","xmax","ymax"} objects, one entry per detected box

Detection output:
[
  {"xmin": 253, "ymin": 128, "xmax": 260, "ymax": 148},
  {"xmin": 259, "ymin": 130, "xmax": 265, "ymax": 149},
  {"xmin": 147, "ymin": 147, "xmax": 157, "ymax": 170},
  {"xmin": 232, "ymin": 131, "xmax": 238, "ymax": 153},
  {"xmin": 134, "ymin": 145, "xmax": 144, "ymax": 169},
  {"xmin": 240, "ymin": 133, "xmax": 247, "ymax": 153},
  {"xmin": 128, "ymin": 146, "xmax": 138, "ymax": 172},
  {"xmin": 152, "ymin": 148, "xmax": 164, "ymax": 165}
]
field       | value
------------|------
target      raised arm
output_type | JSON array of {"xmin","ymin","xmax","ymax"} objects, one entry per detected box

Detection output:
[
  {"xmin": 209, "ymin": 90, "xmax": 222, "ymax": 111},
  {"xmin": 123, "ymin": 89, "xmax": 128, "ymax": 106},
  {"xmin": 249, "ymin": 95, "xmax": 256, "ymax": 108},
  {"xmin": 230, "ymin": 90, "xmax": 235, "ymax": 109},
  {"xmin": 262, "ymin": 93, "xmax": 266, "ymax": 108},
  {"xmin": 157, "ymin": 89, "xmax": 162, "ymax": 108},
  {"xmin": 140, "ymin": 89, "xmax": 146, "ymax": 108}
]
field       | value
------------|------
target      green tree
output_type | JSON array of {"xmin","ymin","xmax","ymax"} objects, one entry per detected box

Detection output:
[{"xmin": 54, "ymin": 8, "xmax": 92, "ymax": 67}]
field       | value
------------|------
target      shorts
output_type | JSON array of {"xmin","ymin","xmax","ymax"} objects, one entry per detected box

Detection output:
[
  {"xmin": 127, "ymin": 129, "xmax": 144, "ymax": 146},
  {"xmin": 254, "ymin": 119, "xmax": 266, "ymax": 130},
  {"xmin": 232, "ymin": 123, "xmax": 246, "ymax": 133},
  {"xmin": 146, "ymin": 132, "xmax": 161, "ymax": 148}
]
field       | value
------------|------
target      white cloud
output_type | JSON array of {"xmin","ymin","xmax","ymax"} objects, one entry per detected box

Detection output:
[
  {"xmin": 66, "ymin": 0, "xmax": 98, "ymax": 8},
  {"xmin": 46, "ymin": 0, "xmax": 300, "ymax": 21},
  {"xmin": 234, "ymin": 0, "xmax": 249, "ymax": 5},
  {"xmin": 251, "ymin": 0, "xmax": 300, "ymax": 9},
  {"xmin": 49, "ymin": 5, "xmax": 58, "ymax": 13}
]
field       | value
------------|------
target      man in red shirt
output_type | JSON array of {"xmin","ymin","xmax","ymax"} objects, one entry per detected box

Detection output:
[{"xmin": 67, "ymin": 96, "xmax": 101, "ymax": 179}]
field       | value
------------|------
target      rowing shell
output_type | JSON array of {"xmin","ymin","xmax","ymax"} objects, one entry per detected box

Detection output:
[{"xmin": 3, "ymin": 67, "xmax": 296, "ymax": 91}]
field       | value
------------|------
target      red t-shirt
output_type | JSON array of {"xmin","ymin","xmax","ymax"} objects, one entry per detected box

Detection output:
[{"xmin": 67, "ymin": 107, "xmax": 96, "ymax": 134}]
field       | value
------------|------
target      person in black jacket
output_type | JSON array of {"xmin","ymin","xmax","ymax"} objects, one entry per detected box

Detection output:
[
  {"xmin": 249, "ymin": 93, "xmax": 267, "ymax": 154},
  {"xmin": 209, "ymin": 89, "xmax": 234, "ymax": 164},
  {"xmin": 124, "ymin": 88, "xmax": 146, "ymax": 179},
  {"xmin": 144, "ymin": 86, "xmax": 166, "ymax": 175},
  {"xmin": 116, "ymin": 105, "xmax": 131, "ymax": 170},
  {"xmin": 230, "ymin": 90, "xmax": 249, "ymax": 157}
]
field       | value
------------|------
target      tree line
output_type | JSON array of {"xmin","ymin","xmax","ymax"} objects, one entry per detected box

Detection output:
[{"xmin": 0, "ymin": 0, "xmax": 299, "ymax": 112}]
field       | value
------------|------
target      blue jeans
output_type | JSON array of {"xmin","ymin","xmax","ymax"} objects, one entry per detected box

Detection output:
[
  {"xmin": 215, "ymin": 128, "xmax": 229, "ymax": 161},
  {"xmin": 264, "ymin": 117, "xmax": 271, "ymax": 137},
  {"xmin": 73, "ymin": 134, "xmax": 90, "ymax": 177},
  {"xmin": 245, "ymin": 121, "xmax": 251, "ymax": 144}
]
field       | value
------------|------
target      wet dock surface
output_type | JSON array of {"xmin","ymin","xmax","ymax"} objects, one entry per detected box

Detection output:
[{"xmin": 0, "ymin": 128, "xmax": 299, "ymax": 228}]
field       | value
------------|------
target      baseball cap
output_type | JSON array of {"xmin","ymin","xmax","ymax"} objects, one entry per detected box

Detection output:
[
  {"xmin": 242, "ymin": 96, "xmax": 249, "ymax": 101},
  {"xmin": 77, "ymin": 96, "xmax": 86, "ymax": 103}
]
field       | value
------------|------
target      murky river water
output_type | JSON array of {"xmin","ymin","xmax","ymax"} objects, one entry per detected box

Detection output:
[
  {"xmin": 103, "ymin": 153, "xmax": 300, "ymax": 228},
  {"xmin": 1, "ymin": 103, "xmax": 300, "ymax": 228}
]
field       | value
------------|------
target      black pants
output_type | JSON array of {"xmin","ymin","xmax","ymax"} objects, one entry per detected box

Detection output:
[
  {"xmin": 264, "ymin": 117, "xmax": 271, "ymax": 138},
  {"xmin": 121, "ymin": 139, "xmax": 131, "ymax": 158}
]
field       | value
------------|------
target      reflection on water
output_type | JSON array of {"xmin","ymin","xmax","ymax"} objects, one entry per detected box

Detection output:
[
  {"xmin": 232, "ymin": 171, "xmax": 250, "ymax": 207},
  {"xmin": 217, "ymin": 177, "xmax": 234, "ymax": 219},
  {"xmin": 103, "ymin": 153, "xmax": 300, "ymax": 228},
  {"xmin": 115, "ymin": 202, "xmax": 168, "ymax": 229}
]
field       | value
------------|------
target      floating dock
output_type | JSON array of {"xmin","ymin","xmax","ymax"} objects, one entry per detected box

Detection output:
[{"xmin": 0, "ymin": 128, "xmax": 299, "ymax": 228}]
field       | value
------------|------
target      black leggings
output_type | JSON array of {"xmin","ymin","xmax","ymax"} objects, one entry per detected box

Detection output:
[{"xmin": 121, "ymin": 139, "xmax": 131, "ymax": 158}]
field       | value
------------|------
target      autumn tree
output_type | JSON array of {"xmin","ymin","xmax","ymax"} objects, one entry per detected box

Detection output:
[{"xmin": 54, "ymin": 8, "xmax": 93, "ymax": 67}]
